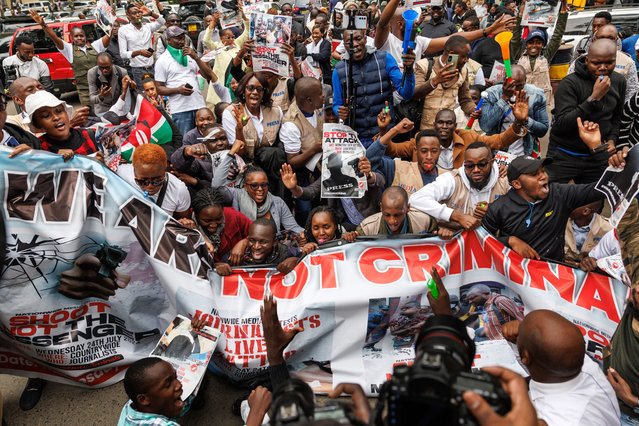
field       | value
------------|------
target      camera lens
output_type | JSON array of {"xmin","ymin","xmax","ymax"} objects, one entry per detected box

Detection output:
[{"xmin": 415, "ymin": 315, "xmax": 475, "ymax": 371}]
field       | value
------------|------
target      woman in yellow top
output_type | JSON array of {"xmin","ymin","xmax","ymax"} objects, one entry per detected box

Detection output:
[{"xmin": 202, "ymin": 6, "xmax": 249, "ymax": 108}]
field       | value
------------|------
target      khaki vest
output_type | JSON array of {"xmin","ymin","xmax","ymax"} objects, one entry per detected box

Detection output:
[
  {"xmin": 564, "ymin": 214, "xmax": 613, "ymax": 263},
  {"xmin": 392, "ymin": 161, "xmax": 447, "ymax": 195},
  {"xmin": 615, "ymin": 50, "xmax": 634, "ymax": 77},
  {"xmin": 73, "ymin": 44, "xmax": 99, "ymax": 107},
  {"xmin": 419, "ymin": 59, "xmax": 468, "ymax": 130},
  {"xmin": 465, "ymin": 58, "xmax": 482, "ymax": 88},
  {"xmin": 358, "ymin": 209, "xmax": 437, "ymax": 236},
  {"xmin": 240, "ymin": 105, "xmax": 281, "ymax": 160},
  {"xmin": 271, "ymin": 78, "xmax": 290, "ymax": 114},
  {"xmin": 442, "ymin": 169, "xmax": 510, "ymax": 214},
  {"xmin": 282, "ymin": 101, "xmax": 324, "ymax": 153},
  {"xmin": 518, "ymin": 55, "xmax": 554, "ymax": 111}
]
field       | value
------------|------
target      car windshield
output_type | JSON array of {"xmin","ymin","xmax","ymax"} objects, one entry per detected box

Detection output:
[
  {"xmin": 179, "ymin": 3, "xmax": 205, "ymax": 18},
  {"xmin": 565, "ymin": 16, "xmax": 592, "ymax": 34}
]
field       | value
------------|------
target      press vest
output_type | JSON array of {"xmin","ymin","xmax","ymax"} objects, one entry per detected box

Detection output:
[
  {"xmin": 442, "ymin": 169, "xmax": 510, "ymax": 214},
  {"xmin": 335, "ymin": 50, "xmax": 391, "ymax": 139},
  {"xmin": 518, "ymin": 55, "xmax": 554, "ymax": 111},
  {"xmin": 418, "ymin": 58, "xmax": 468, "ymax": 130},
  {"xmin": 358, "ymin": 209, "xmax": 436, "ymax": 236},
  {"xmin": 271, "ymin": 78, "xmax": 290, "ymax": 114},
  {"xmin": 465, "ymin": 58, "xmax": 482, "ymax": 87},
  {"xmin": 282, "ymin": 101, "xmax": 324, "ymax": 153},
  {"xmin": 239, "ymin": 105, "xmax": 281, "ymax": 160},
  {"xmin": 564, "ymin": 215, "xmax": 613, "ymax": 263},
  {"xmin": 73, "ymin": 44, "xmax": 99, "ymax": 107}
]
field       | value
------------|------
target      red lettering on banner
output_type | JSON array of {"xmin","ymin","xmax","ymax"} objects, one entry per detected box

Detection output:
[
  {"xmin": 403, "ymin": 244, "xmax": 444, "ymax": 282},
  {"xmin": 575, "ymin": 273, "xmax": 621, "ymax": 323},
  {"xmin": 270, "ymin": 263, "xmax": 310, "ymax": 299},
  {"xmin": 310, "ymin": 251, "xmax": 345, "ymax": 289},
  {"xmin": 505, "ymin": 250, "xmax": 525, "ymax": 286},
  {"xmin": 444, "ymin": 238, "xmax": 462, "ymax": 275},
  {"xmin": 463, "ymin": 231, "xmax": 494, "ymax": 271},
  {"xmin": 481, "ymin": 235, "xmax": 506, "ymax": 275},
  {"xmin": 359, "ymin": 247, "xmax": 404, "ymax": 284},
  {"xmin": 220, "ymin": 270, "xmax": 269, "ymax": 299},
  {"xmin": 527, "ymin": 261, "xmax": 576, "ymax": 303}
]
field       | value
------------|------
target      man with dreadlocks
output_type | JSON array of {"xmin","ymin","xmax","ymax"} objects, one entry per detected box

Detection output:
[{"xmin": 179, "ymin": 187, "xmax": 253, "ymax": 275}]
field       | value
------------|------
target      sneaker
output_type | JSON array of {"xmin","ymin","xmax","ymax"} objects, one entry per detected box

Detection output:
[{"xmin": 19, "ymin": 378, "xmax": 46, "ymax": 411}]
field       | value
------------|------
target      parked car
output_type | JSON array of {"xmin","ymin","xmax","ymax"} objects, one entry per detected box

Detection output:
[
  {"xmin": 178, "ymin": 1, "xmax": 206, "ymax": 44},
  {"xmin": 9, "ymin": 19, "xmax": 105, "ymax": 97}
]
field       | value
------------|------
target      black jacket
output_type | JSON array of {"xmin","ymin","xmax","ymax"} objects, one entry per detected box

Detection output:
[
  {"xmin": 5, "ymin": 122, "xmax": 41, "ymax": 148},
  {"xmin": 550, "ymin": 57, "xmax": 626, "ymax": 155},
  {"xmin": 309, "ymin": 39, "xmax": 332, "ymax": 85},
  {"xmin": 482, "ymin": 182, "xmax": 604, "ymax": 261}
]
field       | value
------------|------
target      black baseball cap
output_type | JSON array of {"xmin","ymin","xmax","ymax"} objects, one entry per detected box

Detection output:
[{"xmin": 507, "ymin": 155, "xmax": 553, "ymax": 182}]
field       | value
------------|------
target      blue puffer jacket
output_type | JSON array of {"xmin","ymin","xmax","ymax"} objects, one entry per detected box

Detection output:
[
  {"xmin": 479, "ymin": 83, "xmax": 549, "ymax": 155},
  {"xmin": 335, "ymin": 50, "xmax": 392, "ymax": 140}
]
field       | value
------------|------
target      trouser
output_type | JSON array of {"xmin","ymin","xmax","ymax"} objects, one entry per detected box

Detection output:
[
  {"xmin": 171, "ymin": 110, "xmax": 197, "ymax": 137},
  {"xmin": 545, "ymin": 146, "xmax": 608, "ymax": 184},
  {"xmin": 129, "ymin": 66, "xmax": 154, "ymax": 91},
  {"xmin": 621, "ymin": 412, "xmax": 639, "ymax": 426}
]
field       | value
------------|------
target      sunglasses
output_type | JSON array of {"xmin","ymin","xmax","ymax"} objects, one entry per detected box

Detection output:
[
  {"xmin": 463, "ymin": 161, "xmax": 491, "ymax": 170},
  {"xmin": 135, "ymin": 176, "xmax": 166, "ymax": 187},
  {"xmin": 246, "ymin": 85, "xmax": 265, "ymax": 94},
  {"xmin": 246, "ymin": 182, "xmax": 269, "ymax": 190}
]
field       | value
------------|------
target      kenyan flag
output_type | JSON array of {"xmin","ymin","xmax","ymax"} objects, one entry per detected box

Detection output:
[{"xmin": 120, "ymin": 95, "xmax": 173, "ymax": 161}]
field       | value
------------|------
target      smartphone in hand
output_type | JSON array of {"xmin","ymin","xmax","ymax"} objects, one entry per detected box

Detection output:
[
  {"xmin": 447, "ymin": 53, "xmax": 459, "ymax": 69},
  {"xmin": 184, "ymin": 83, "xmax": 193, "ymax": 89}
]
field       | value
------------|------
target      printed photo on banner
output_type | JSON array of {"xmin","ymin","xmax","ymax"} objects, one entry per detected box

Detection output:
[
  {"xmin": 249, "ymin": 12, "xmax": 292, "ymax": 77},
  {"xmin": 595, "ymin": 144, "xmax": 639, "ymax": 227},
  {"xmin": 521, "ymin": 0, "xmax": 560, "ymax": 27},
  {"xmin": 320, "ymin": 123, "xmax": 367, "ymax": 198},
  {"xmin": 150, "ymin": 315, "xmax": 220, "ymax": 400},
  {"xmin": 94, "ymin": 0, "xmax": 117, "ymax": 34},
  {"xmin": 217, "ymin": 0, "xmax": 243, "ymax": 29}
]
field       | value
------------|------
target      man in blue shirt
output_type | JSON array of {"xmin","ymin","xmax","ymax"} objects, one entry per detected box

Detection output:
[{"xmin": 332, "ymin": 28, "xmax": 415, "ymax": 148}]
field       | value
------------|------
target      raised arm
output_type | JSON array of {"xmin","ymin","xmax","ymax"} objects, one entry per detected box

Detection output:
[
  {"xmin": 29, "ymin": 9, "xmax": 64, "ymax": 51},
  {"xmin": 375, "ymin": 0, "xmax": 398, "ymax": 49},
  {"xmin": 425, "ymin": 14, "xmax": 516, "ymax": 55}
]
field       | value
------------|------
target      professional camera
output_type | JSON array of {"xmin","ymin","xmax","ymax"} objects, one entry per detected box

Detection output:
[
  {"xmin": 270, "ymin": 378, "xmax": 366, "ymax": 426},
  {"xmin": 373, "ymin": 315, "xmax": 511, "ymax": 426},
  {"xmin": 3, "ymin": 64, "xmax": 19, "ymax": 87}
]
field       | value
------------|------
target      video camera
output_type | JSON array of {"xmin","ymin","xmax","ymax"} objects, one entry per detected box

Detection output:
[
  {"xmin": 270, "ymin": 378, "xmax": 366, "ymax": 426},
  {"xmin": 372, "ymin": 315, "xmax": 511, "ymax": 426},
  {"xmin": 3, "ymin": 64, "xmax": 19, "ymax": 87}
]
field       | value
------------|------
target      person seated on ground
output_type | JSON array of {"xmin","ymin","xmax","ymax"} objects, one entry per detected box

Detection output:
[
  {"xmin": 503, "ymin": 310, "xmax": 621, "ymax": 426},
  {"xmin": 117, "ymin": 144, "xmax": 191, "ymax": 219},
  {"xmin": 214, "ymin": 218, "xmax": 300, "ymax": 276},
  {"xmin": 482, "ymin": 120, "xmax": 612, "ymax": 262},
  {"xmin": 409, "ymin": 141, "xmax": 509, "ymax": 236},
  {"xmin": 368, "ymin": 124, "xmax": 440, "ymax": 195},
  {"xmin": 382, "ymin": 104, "xmax": 527, "ymax": 171},
  {"xmin": 8, "ymin": 77, "xmax": 90, "ymax": 134},
  {"xmin": 23, "ymin": 90, "xmax": 100, "ymax": 161},
  {"xmin": 479, "ymin": 64, "xmax": 549, "ymax": 157},
  {"xmin": 564, "ymin": 200, "xmax": 612, "ymax": 265},
  {"xmin": 171, "ymin": 125, "xmax": 245, "ymax": 195},
  {"xmin": 578, "ymin": 229, "xmax": 621, "ymax": 273},
  {"xmin": 182, "ymin": 107, "xmax": 215, "ymax": 146},
  {"xmin": 215, "ymin": 166, "xmax": 303, "ymax": 234},
  {"xmin": 141, "ymin": 74, "xmax": 169, "ymax": 113},
  {"xmin": 299, "ymin": 206, "xmax": 358, "ymax": 255},
  {"xmin": 455, "ymin": 84, "xmax": 484, "ymax": 132},
  {"xmin": 88, "ymin": 52, "xmax": 129, "ymax": 116},
  {"xmin": 179, "ymin": 187, "xmax": 252, "ymax": 266},
  {"xmin": 357, "ymin": 186, "xmax": 439, "ymax": 237},
  {"xmin": 118, "ymin": 357, "xmax": 191, "ymax": 426},
  {"xmin": 280, "ymin": 158, "xmax": 385, "ymax": 231}
]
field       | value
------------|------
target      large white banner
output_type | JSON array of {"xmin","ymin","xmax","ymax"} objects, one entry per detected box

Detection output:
[{"xmin": 0, "ymin": 149, "xmax": 627, "ymax": 393}]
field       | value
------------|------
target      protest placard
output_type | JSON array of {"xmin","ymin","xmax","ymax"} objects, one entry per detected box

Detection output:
[
  {"xmin": 250, "ymin": 12, "xmax": 292, "ymax": 77},
  {"xmin": 217, "ymin": 0, "xmax": 243, "ymax": 29},
  {"xmin": 489, "ymin": 61, "xmax": 506, "ymax": 84},
  {"xmin": 595, "ymin": 144, "xmax": 639, "ymax": 227},
  {"xmin": 521, "ymin": 0, "xmax": 560, "ymax": 27},
  {"xmin": 300, "ymin": 56, "xmax": 322, "ymax": 79},
  {"xmin": 150, "ymin": 315, "xmax": 220, "ymax": 399},
  {"xmin": 320, "ymin": 123, "xmax": 367, "ymax": 198},
  {"xmin": 494, "ymin": 150, "xmax": 517, "ymax": 167},
  {"xmin": 94, "ymin": 0, "xmax": 117, "ymax": 34}
]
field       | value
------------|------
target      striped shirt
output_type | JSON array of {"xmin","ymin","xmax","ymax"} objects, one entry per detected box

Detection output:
[{"xmin": 618, "ymin": 91, "xmax": 639, "ymax": 150}]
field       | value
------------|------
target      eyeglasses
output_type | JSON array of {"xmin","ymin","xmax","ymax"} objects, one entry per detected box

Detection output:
[
  {"xmin": 463, "ymin": 161, "xmax": 491, "ymax": 170},
  {"xmin": 246, "ymin": 182, "xmax": 269, "ymax": 190},
  {"xmin": 246, "ymin": 85, "xmax": 265, "ymax": 94},
  {"xmin": 135, "ymin": 176, "xmax": 166, "ymax": 187}
]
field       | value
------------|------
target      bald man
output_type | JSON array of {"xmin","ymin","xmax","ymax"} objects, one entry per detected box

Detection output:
[
  {"xmin": 357, "ymin": 186, "xmax": 438, "ymax": 236},
  {"xmin": 479, "ymin": 64, "xmax": 549, "ymax": 157},
  {"xmin": 513, "ymin": 310, "xmax": 620, "ymax": 426},
  {"xmin": 547, "ymin": 38, "xmax": 626, "ymax": 184},
  {"xmin": 567, "ymin": 24, "xmax": 638, "ymax": 102}
]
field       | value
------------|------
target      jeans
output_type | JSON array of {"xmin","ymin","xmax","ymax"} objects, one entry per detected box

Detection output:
[
  {"xmin": 171, "ymin": 110, "xmax": 196, "ymax": 137},
  {"xmin": 622, "ymin": 412, "xmax": 639, "ymax": 426},
  {"xmin": 129, "ymin": 66, "xmax": 154, "ymax": 91}
]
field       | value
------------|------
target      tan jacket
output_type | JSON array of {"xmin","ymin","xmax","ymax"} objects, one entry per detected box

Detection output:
[
  {"xmin": 357, "ymin": 209, "xmax": 438, "ymax": 236},
  {"xmin": 282, "ymin": 101, "xmax": 324, "ymax": 153},
  {"xmin": 564, "ymin": 214, "xmax": 613, "ymax": 263}
]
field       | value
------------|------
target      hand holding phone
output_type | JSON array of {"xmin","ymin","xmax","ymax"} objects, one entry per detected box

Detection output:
[
  {"xmin": 447, "ymin": 53, "xmax": 459, "ymax": 69},
  {"xmin": 184, "ymin": 83, "xmax": 193, "ymax": 89}
]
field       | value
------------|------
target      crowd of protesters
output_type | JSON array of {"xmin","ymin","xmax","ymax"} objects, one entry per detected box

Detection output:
[{"xmin": 2, "ymin": 0, "xmax": 639, "ymax": 424}]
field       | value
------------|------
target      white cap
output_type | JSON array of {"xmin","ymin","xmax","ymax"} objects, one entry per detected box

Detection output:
[{"xmin": 23, "ymin": 90, "xmax": 74, "ymax": 125}]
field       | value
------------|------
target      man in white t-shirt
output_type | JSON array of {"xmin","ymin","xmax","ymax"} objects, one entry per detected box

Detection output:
[
  {"xmin": 508, "ymin": 309, "xmax": 621, "ymax": 426},
  {"xmin": 154, "ymin": 26, "xmax": 213, "ymax": 137},
  {"xmin": 375, "ymin": 0, "xmax": 514, "ymax": 70},
  {"xmin": 117, "ymin": 144, "xmax": 191, "ymax": 219},
  {"xmin": 2, "ymin": 35, "xmax": 53, "ymax": 92}
]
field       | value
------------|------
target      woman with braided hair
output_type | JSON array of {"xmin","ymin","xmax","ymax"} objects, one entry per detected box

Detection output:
[
  {"xmin": 179, "ymin": 187, "xmax": 252, "ymax": 272},
  {"xmin": 300, "ymin": 206, "xmax": 358, "ymax": 255}
]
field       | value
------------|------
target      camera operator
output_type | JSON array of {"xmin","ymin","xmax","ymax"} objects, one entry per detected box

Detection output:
[{"xmin": 2, "ymin": 35, "xmax": 53, "ymax": 93}]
